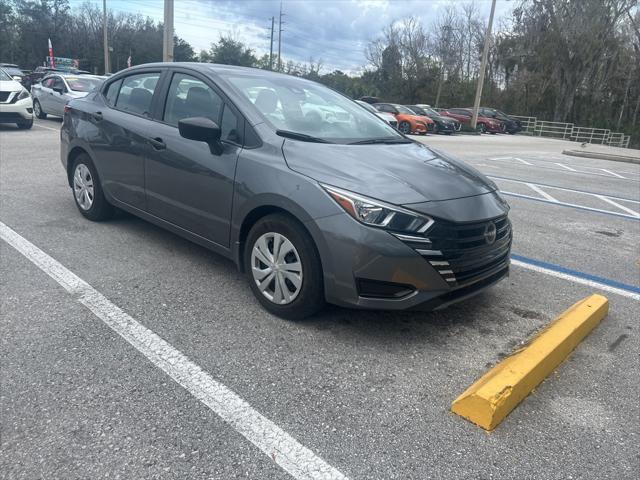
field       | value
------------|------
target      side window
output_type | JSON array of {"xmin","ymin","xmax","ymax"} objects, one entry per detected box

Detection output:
[
  {"xmin": 53, "ymin": 77, "xmax": 65, "ymax": 92},
  {"xmin": 220, "ymin": 104, "xmax": 240, "ymax": 143},
  {"xmin": 104, "ymin": 79, "xmax": 122, "ymax": 106},
  {"xmin": 163, "ymin": 73, "xmax": 222, "ymax": 127},
  {"xmin": 115, "ymin": 72, "xmax": 160, "ymax": 116},
  {"xmin": 43, "ymin": 77, "xmax": 54, "ymax": 88}
]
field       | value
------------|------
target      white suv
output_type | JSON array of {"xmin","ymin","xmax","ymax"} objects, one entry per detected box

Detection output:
[{"xmin": 0, "ymin": 67, "xmax": 33, "ymax": 129}]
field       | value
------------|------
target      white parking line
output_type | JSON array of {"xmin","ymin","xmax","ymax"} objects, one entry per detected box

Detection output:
[
  {"xmin": 599, "ymin": 168, "xmax": 626, "ymax": 179},
  {"xmin": 595, "ymin": 195, "xmax": 640, "ymax": 217},
  {"xmin": 525, "ymin": 183, "xmax": 557, "ymax": 202},
  {"xmin": 513, "ymin": 157, "xmax": 533, "ymax": 165},
  {"xmin": 33, "ymin": 123, "xmax": 60, "ymax": 132},
  {"xmin": 0, "ymin": 221, "xmax": 348, "ymax": 480},
  {"xmin": 554, "ymin": 162, "xmax": 577, "ymax": 171}
]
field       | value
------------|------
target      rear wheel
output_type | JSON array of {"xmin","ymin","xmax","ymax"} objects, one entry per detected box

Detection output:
[
  {"xmin": 398, "ymin": 121, "xmax": 411, "ymax": 135},
  {"xmin": 34, "ymin": 99, "xmax": 46, "ymax": 119},
  {"xmin": 16, "ymin": 119, "xmax": 33, "ymax": 129},
  {"xmin": 71, "ymin": 154, "xmax": 114, "ymax": 221},
  {"xmin": 245, "ymin": 214, "xmax": 324, "ymax": 320}
]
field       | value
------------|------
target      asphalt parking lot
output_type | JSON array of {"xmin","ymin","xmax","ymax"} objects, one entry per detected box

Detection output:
[{"xmin": 1, "ymin": 119, "xmax": 639, "ymax": 479}]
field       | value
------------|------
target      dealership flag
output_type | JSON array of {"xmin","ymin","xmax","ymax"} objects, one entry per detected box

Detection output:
[{"xmin": 48, "ymin": 38, "xmax": 55, "ymax": 68}]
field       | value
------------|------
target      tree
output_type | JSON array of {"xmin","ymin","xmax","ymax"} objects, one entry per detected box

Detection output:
[{"xmin": 200, "ymin": 35, "xmax": 257, "ymax": 67}]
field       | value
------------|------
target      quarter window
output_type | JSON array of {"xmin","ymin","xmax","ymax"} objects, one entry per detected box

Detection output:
[
  {"xmin": 220, "ymin": 104, "xmax": 240, "ymax": 143},
  {"xmin": 115, "ymin": 72, "xmax": 160, "ymax": 116},
  {"xmin": 163, "ymin": 73, "xmax": 222, "ymax": 126},
  {"xmin": 104, "ymin": 79, "xmax": 122, "ymax": 106}
]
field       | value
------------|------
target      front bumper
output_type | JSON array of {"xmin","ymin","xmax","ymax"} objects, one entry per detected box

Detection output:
[
  {"xmin": 0, "ymin": 96, "xmax": 34, "ymax": 123},
  {"xmin": 307, "ymin": 198, "xmax": 512, "ymax": 311}
]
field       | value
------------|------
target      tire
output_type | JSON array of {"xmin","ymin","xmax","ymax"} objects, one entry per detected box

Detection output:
[
  {"xmin": 244, "ymin": 213, "xmax": 324, "ymax": 320},
  {"xmin": 477, "ymin": 123, "xmax": 487, "ymax": 134},
  {"xmin": 398, "ymin": 121, "xmax": 411, "ymax": 135},
  {"xmin": 71, "ymin": 153, "xmax": 114, "ymax": 221},
  {"xmin": 34, "ymin": 99, "xmax": 47, "ymax": 119},
  {"xmin": 17, "ymin": 119, "xmax": 33, "ymax": 129}
]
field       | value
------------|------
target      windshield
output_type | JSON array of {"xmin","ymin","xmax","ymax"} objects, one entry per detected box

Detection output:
[
  {"xmin": 65, "ymin": 77, "xmax": 103, "ymax": 92},
  {"xmin": 408, "ymin": 106, "xmax": 426, "ymax": 115},
  {"xmin": 0, "ymin": 68, "xmax": 11, "ymax": 81},
  {"xmin": 395, "ymin": 105, "xmax": 415, "ymax": 115},
  {"xmin": 423, "ymin": 107, "xmax": 441, "ymax": 117},
  {"xmin": 355, "ymin": 100, "xmax": 379, "ymax": 114},
  {"xmin": 223, "ymin": 73, "xmax": 402, "ymax": 143},
  {"xmin": 2, "ymin": 67, "xmax": 22, "ymax": 76}
]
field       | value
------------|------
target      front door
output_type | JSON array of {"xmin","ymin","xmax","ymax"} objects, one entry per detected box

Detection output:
[{"xmin": 145, "ymin": 72, "xmax": 241, "ymax": 247}]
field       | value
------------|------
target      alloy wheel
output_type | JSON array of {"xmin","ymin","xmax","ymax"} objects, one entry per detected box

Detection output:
[
  {"xmin": 251, "ymin": 232, "xmax": 303, "ymax": 305},
  {"xmin": 73, "ymin": 163, "xmax": 94, "ymax": 211}
]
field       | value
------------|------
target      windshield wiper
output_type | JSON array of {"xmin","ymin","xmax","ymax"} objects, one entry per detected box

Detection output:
[
  {"xmin": 348, "ymin": 137, "xmax": 413, "ymax": 145},
  {"xmin": 276, "ymin": 130, "xmax": 333, "ymax": 143}
]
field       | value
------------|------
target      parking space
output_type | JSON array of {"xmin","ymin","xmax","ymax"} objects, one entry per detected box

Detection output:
[{"xmin": 2, "ymin": 126, "xmax": 639, "ymax": 479}]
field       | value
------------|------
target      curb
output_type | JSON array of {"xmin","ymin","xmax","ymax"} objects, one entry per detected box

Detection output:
[
  {"xmin": 563, "ymin": 149, "xmax": 640, "ymax": 164},
  {"xmin": 451, "ymin": 294, "xmax": 609, "ymax": 431}
]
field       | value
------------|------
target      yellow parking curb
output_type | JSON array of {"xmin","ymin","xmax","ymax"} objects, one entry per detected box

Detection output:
[{"xmin": 451, "ymin": 294, "xmax": 609, "ymax": 431}]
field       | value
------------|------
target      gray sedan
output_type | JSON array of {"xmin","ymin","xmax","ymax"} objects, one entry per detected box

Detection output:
[{"xmin": 32, "ymin": 74, "xmax": 104, "ymax": 118}]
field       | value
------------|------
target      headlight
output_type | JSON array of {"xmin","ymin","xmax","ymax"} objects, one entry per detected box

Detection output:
[
  {"xmin": 321, "ymin": 184, "xmax": 434, "ymax": 234},
  {"xmin": 16, "ymin": 88, "xmax": 30, "ymax": 101}
]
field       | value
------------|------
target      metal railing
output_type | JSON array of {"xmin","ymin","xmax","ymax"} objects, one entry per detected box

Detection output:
[
  {"xmin": 533, "ymin": 120, "xmax": 574, "ymax": 139},
  {"xmin": 510, "ymin": 115, "xmax": 631, "ymax": 148}
]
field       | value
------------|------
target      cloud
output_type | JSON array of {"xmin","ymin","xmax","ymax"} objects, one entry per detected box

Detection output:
[{"xmin": 71, "ymin": 0, "xmax": 515, "ymax": 74}]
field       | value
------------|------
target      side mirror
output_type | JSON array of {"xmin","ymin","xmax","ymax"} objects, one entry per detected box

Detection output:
[{"xmin": 178, "ymin": 117, "xmax": 223, "ymax": 155}]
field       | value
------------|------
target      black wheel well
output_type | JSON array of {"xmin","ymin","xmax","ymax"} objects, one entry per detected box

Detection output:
[
  {"xmin": 66, "ymin": 147, "xmax": 89, "ymax": 186},
  {"xmin": 237, "ymin": 206, "xmax": 315, "ymax": 272}
]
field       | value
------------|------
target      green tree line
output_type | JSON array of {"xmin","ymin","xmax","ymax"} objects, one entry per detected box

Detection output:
[{"xmin": 1, "ymin": 0, "xmax": 637, "ymax": 145}]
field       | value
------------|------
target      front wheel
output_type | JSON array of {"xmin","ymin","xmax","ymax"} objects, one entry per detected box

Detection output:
[
  {"xmin": 34, "ymin": 99, "xmax": 47, "ymax": 119},
  {"xmin": 245, "ymin": 214, "xmax": 324, "ymax": 320},
  {"xmin": 398, "ymin": 121, "xmax": 411, "ymax": 135}
]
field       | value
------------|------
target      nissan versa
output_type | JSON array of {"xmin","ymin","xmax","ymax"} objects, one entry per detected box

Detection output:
[{"xmin": 61, "ymin": 63, "xmax": 512, "ymax": 319}]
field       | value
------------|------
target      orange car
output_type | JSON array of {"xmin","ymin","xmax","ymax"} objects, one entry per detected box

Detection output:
[{"xmin": 373, "ymin": 103, "xmax": 435, "ymax": 134}]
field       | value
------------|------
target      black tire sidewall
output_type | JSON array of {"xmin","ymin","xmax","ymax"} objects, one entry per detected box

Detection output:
[
  {"xmin": 17, "ymin": 119, "xmax": 33, "ymax": 129},
  {"xmin": 244, "ymin": 214, "xmax": 324, "ymax": 320},
  {"xmin": 71, "ymin": 154, "xmax": 113, "ymax": 221},
  {"xmin": 34, "ymin": 100, "xmax": 46, "ymax": 119}
]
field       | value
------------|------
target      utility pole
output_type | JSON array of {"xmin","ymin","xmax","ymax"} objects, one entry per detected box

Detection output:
[
  {"xmin": 470, "ymin": 0, "xmax": 496, "ymax": 130},
  {"xmin": 103, "ymin": 0, "xmax": 110, "ymax": 74},
  {"xmin": 277, "ymin": 2, "xmax": 284, "ymax": 71},
  {"xmin": 163, "ymin": 0, "xmax": 174, "ymax": 62},
  {"xmin": 269, "ymin": 16, "xmax": 275, "ymax": 70}
]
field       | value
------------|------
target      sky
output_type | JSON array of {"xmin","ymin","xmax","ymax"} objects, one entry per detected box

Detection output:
[{"xmin": 71, "ymin": 0, "xmax": 516, "ymax": 74}]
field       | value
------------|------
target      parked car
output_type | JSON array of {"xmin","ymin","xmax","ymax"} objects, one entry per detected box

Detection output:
[
  {"xmin": 439, "ymin": 108, "xmax": 504, "ymax": 133},
  {"xmin": 373, "ymin": 103, "xmax": 435, "ymax": 134},
  {"xmin": 32, "ymin": 73, "xmax": 104, "ymax": 118},
  {"xmin": 61, "ymin": 63, "xmax": 511, "ymax": 319},
  {"xmin": 0, "ymin": 63, "xmax": 27, "ymax": 85},
  {"xmin": 0, "ymin": 67, "xmax": 34, "ymax": 129},
  {"xmin": 406, "ymin": 105, "xmax": 460, "ymax": 134},
  {"xmin": 356, "ymin": 99, "xmax": 397, "ymax": 128},
  {"xmin": 478, "ymin": 107, "xmax": 521, "ymax": 134}
]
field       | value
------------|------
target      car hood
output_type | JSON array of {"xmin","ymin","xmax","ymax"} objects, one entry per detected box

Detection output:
[
  {"xmin": 282, "ymin": 140, "xmax": 496, "ymax": 204},
  {"xmin": 433, "ymin": 114, "xmax": 459, "ymax": 124},
  {"xmin": 0, "ymin": 80, "xmax": 22, "ymax": 92}
]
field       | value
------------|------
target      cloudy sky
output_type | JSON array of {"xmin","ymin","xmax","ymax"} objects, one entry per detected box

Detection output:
[{"xmin": 72, "ymin": 0, "xmax": 516, "ymax": 73}]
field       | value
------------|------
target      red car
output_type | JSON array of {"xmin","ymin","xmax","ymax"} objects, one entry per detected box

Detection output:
[{"xmin": 439, "ymin": 108, "xmax": 504, "ymax": 134}]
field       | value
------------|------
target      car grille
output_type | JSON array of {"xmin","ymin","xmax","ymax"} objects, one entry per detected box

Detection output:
[
  {"xmin": 397, "ymin": 216, "xmax": 512, "ymax": 288},
  {"xmin": 0, "ymin": 91, "xmax": 12, "ymax": 103}
]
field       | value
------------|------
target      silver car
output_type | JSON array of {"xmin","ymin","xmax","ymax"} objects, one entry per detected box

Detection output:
[{"xmin": 32, "ymin": 74, "xmax": 104, "ymax": 118}]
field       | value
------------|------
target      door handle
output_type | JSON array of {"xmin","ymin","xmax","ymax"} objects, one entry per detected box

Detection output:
[
  {"xmin": 148, "ymin": 137, "xmax": 166, "ymax": 150},
  {"xmin": 92, "ymin": 111, "xmax": 103, "ymax": 122}
]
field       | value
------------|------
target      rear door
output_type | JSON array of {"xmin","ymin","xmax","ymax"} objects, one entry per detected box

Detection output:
[
  {"xmin": 49, "ymin": 76, "xmax": 68, "ymax": 116},
  {"xmin": 36, "ymin": 76, "xmax": 55, "ymax": 112},
  {"xmin": 89, "ymin": 70, "xmax": 165, "ymax": 210},
  {"xmin": 144, "ymin": 70, "xmax": 242, "ymax": 247}
]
